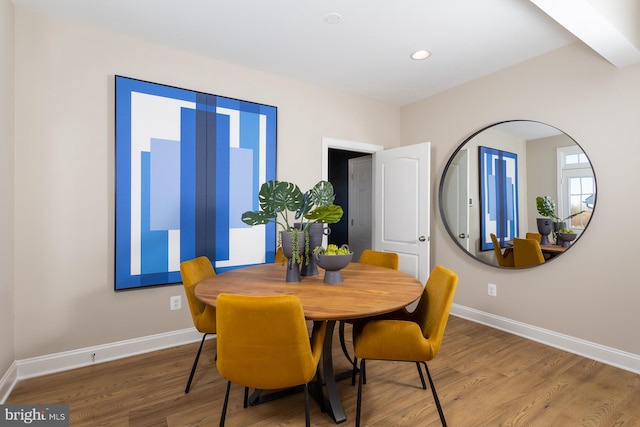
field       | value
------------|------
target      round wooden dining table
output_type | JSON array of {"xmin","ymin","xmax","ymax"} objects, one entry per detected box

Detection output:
[{"xmin": 195, "ymin": 261, "xmax": 423, "ymax": 424}]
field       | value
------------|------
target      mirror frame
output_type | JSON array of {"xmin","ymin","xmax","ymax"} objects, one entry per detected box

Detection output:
[{"xmin": 438, "ymin": 120, "xmax": 597, "ymax": 268}]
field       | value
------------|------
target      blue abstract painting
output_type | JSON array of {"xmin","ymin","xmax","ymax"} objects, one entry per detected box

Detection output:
[
  {"xmin": 115, "ymin": 76, "xmax": 277, "ymax": 290},
  {"xmin": 479, "ymin": 146, "xmax": 518, "ymax": 251}
]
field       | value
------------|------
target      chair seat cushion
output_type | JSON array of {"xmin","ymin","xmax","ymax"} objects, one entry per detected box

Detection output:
[{"xmin": 354, "ymin": 320, "xmax": 436, "ymax": 362}]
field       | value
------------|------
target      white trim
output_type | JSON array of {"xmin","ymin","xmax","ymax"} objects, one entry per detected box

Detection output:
[
  {"xmin": 451, "ymin": 303, "xmax": 640, "ymax": 375},
  {"xmin": 2, "ymin": 327, "xmax": 212, "ymax": 402},
  {"xmin": 321, "ymin": 137, "xmax": 383, "ymax": 181},
  {"xmin": 0, "ymin": 361, "xmax": 18, "ymax": 404},
  {"xmin": 10, "ymin": 327, "xmax": 210, "ymax": 383}
]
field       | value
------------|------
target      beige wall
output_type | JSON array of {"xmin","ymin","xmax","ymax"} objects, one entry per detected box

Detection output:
[
  {"xmin": 0, "ymin": 0, "xmax": 16, "ymax": 377},
  {"xmin": 401, "ymin": 41, "xmax": 640, "ymax": 354},
  {"xmin": 12, "ymin": 8, "xmax": 400, "ymax": 359},
  {"xmin": 9, "ymin": 6, "xmax": 640, "ymax": 365}
]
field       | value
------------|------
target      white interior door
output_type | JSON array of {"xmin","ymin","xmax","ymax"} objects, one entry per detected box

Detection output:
[
  {"xmin": 373, "ymin": 142, "xmax": 430, "ymax": 285},
  {"xmin": 442, "ymin": 148, "xmax": 470, "ymax": 250},
  {"xmin": 348, "ymin": 156, "xmax": 373, "ymax": 261}
]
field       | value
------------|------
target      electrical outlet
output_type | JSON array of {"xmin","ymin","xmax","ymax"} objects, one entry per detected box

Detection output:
[
  {"xmin": 170, "ymin": 295, "xmax": 182, "ymax": 310},
  {"xmin": 488, "ymin": 283, "xmax": 497, "ymax": 297}
]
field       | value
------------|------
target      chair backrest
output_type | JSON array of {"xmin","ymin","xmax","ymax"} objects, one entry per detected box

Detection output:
[
  {"xmin": 216, "ymin": 293, "xmax": 326, "ymax": 390},
  {"xmin": 525, "ymin": 232, "xmax": 542, "ymax": 242},
  {"xmin": 490, "ymin": 233, "xmax": 514, "ymax": 267},
  {"xmin": 411, "ymin": 265, "xmax": 458, "ymax": 358},
  {"xmin": 513, "ymin": 238, "xmax": 545, "ymax": 268},
  {"xmin": 359, "ymin": 250, "xmax": 399, "ymax": 270},
  {"xmin": 180, "ymin": 256, "xmax": 216, "ymax": 332},
  {"xmin": 274, "ymin": 247, "xmax": 285, "ymax": 263}
]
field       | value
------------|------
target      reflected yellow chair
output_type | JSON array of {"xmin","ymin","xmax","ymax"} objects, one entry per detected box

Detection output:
[
  {"xmin": 216, "ymin": 293, "xmax": 327, "ymax": 427},
  {"xmin": 338, "ymin": 250, "xmax": 400, "ymax": 364},
  {"xmin": 525, "ymin": 232, "xmax": 551, "ymax": 260},
  {"xmin": 179, "ymin": 256, "xmax": 217, "ymax": 394},
  {"xmin": 490, "ymin": 233, "xmax": 515, "ymax": 268},
  {"xmin": 513, "ymin": 237, "xmax": 545, "ymax": 268},
  {"xmin": 352, "ymin": 265, "xmax": 458, "ymax": 427}
]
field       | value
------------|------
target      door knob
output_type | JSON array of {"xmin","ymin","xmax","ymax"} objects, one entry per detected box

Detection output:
[
  {"xmin": 458, "ymin": 233, "xmax": 466, "ymax": 238},
  {"xmin": 418, "ymin": 236, "xmax": 426, "ymax": 242}
]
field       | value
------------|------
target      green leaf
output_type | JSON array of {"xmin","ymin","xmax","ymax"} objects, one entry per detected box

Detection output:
[
  {"xmin": 304, "ymin": 205, "xmax": 344, "ymax": 224},
  {"xmin": 535, "ymin": 196, "xmax": 557, "ymax": 219},
  {"xmin": 241, "ymin": 210, "xmax": 276, "ymax": 226},
  {"xmin": 308, "ymin": 180, "xmax": 336, "ymax": 207},
  {"xmin": 268, "ymin": 181, "xmax": 304, "ymax": 213}
]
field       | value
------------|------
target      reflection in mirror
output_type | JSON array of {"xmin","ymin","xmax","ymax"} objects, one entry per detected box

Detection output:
[{"xmin": 439, "ymin": 120, "xmax": 596, "ymax": 268}]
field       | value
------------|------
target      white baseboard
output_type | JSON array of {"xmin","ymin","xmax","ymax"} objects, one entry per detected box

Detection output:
[
  {"xmin": 0, "ymin": 361, "xmax": 18, "ymax": 404},
  {"xmin": 451, "ymin": 303, "xmax": 640, "ymax": 375},
  {"xmin": 16, "ymin": 327, "xmax": 211, "ymax": 380},
  {"xmin": 0, "ymin": 327, "xmax": 213, "ymax": 403}
]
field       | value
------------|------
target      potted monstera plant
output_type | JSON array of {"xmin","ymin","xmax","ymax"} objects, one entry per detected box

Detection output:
[
  {"xmin": 536, "ymin": 195, "xmax": 584, "ymax": 245},
  {"xmin": 241, "ymin": 180, "xmax": 343, "ymax": 281}
]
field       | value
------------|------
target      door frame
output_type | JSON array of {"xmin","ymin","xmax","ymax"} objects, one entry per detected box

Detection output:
[
  {"xmin": 322, "ymin": 137, "xmax": 383, "ymax": 180},
  {"xmin": 322, "ymin": 137, "xmax": 383, "ymax": 249}
]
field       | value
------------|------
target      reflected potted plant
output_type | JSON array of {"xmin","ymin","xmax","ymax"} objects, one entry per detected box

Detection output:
[
  {"xmin": 535, "ymin": 195, "xmax": 584, "ymax": 245},
  {"xmin": 241, "ymin": 180, "xmax": 343, "ymax": 282}
]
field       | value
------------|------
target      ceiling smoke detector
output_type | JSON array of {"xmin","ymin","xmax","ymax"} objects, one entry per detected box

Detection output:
[{"xmin": 323, "ymin": 13, "xmax": 342, "ymax": 24}]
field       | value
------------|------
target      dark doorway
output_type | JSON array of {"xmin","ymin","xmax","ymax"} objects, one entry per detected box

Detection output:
[{"xmin": 327, "ymin": 148, "xmax": 371, "ymax": 246}]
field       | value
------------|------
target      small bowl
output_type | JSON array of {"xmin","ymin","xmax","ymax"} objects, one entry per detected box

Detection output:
[
  {"xmin": 314, "ymin": 252, "xmax": 353, "ymax": 284},
  {"xmin": 558, "ymin": 232, "xmax": 577, "ymax": 248}
]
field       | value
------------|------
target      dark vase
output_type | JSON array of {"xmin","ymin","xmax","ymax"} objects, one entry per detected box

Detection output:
[
  {"xmin": 297, "ymin": 223, "xmax": 330, "ymax": 276},
  {"xmin": 536, "ymin": 218, "xmax": 552, "ymax": 245},
  {"xmin": 280, "ymin": 231, "xmax": 305, "ymax": 282}
]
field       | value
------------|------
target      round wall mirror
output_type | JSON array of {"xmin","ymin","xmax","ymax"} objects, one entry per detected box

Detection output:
[{"xmin": 439, "ymin": 120, "xmax": 597, "ymax": 268}]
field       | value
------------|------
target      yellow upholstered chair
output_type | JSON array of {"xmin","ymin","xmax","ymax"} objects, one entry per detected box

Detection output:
[
  {"xmin": 216, "ymin": 293, "xmax": 327, "ymax": 427},
  {"xmin": 525, "ymin": 232, "xmax": 542, "ymax": 242},
  {"xmin": 490, "ymin": 233, "xmax": 515, "ymax": 268},
  {"xmin": 359, "ymin": 249, "xmax": 400, "ymax": 270},
  {"xmin": 352, "ymin": 265, "xmax": 458, "ymax": 427},
  {"xmin": 513, "ymin": 237, "xmax": 545, "ymax": 268},
  {"xmin": 338, "ymin": 250, "xmax": 400, "ymax": 364},
  {"xmin": 274, "ymin": 246, "xmax": 285, "ymax": 263},
  {"xmin": 179, "ymin": 256, "xmax": 217, "ymax": 394}
]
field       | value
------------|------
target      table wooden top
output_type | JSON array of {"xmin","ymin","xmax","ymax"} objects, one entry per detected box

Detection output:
[
  {"xmin": 195, "ymin": 262, "xmax": 423, "ymax": 321},
  {"xmin": 505, "ymin": 240, "xmax": 567, "ymax": 254}
]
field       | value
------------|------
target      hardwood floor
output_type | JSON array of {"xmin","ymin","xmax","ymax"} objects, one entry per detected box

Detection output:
[{"xmin": 7, "ymin": 317, "xmax": 640, "ymax": 426}]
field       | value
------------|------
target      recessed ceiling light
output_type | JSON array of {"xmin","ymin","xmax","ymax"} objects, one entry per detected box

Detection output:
[
  {"xmin": 411, "ymin": 50, "xmax": 431, "ymax": 60},
  {"xmin": 323, "ymin": 12, "xmax": 342, "ymax": 24}
]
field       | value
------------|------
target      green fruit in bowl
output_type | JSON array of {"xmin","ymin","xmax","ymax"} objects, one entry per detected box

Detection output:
[{"xmin": 314, "ymin": 244, "xmax": 351, "ymax": 256}]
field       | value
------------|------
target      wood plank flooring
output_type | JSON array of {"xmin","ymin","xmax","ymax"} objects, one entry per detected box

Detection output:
[{"xmin": 7, "ymin": 317, "xmax": 640, "ymax": 426}]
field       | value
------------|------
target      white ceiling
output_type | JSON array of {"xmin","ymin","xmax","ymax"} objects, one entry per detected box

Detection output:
[{"xmin": 12, "ymin": 0, "xmax": 640, "ymax": 106}]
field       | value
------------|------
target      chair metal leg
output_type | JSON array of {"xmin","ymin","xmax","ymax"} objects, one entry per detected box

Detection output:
[
  {"xmin": 351, "ymin": 356, "xmax": 358, "ymax": 386},
  {"xmin": 356, "ymin": 359, "xmax": 366, "ymax": 427},
  {"xmin": 338, "ymin": 321, "xmax": 354, "ymax": 365},
  {"xmin": 422, "ymin": 361, "xmax": 447, "ymax": 427},
  {"xmin": 415, "ymin": 361, "xmax": 427, "ymax": 389},
  {"xmin": 362, "ymin": 358, "xmax": 367, "ymax": 384},
  {"xmin": 185, "ymin": 333, "xmax": 208, "ymax": 394},
  {"xmin": 219, "ymin": 380, "xmax": 231, "ymax": 427},
  {"xmin": 243, "ymin": 386, "xmax": 249, "ymax": 408},
  {"xmin": 304, "ymin": 383, "xmax": 311, "ymax": 427}
]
